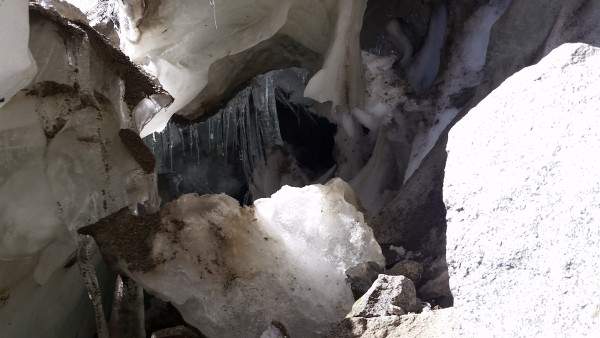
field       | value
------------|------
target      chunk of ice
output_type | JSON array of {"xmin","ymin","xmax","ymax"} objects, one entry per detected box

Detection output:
[{"xmin": 83, "ymin": 178, "xmax": 384, "ymax": 337}]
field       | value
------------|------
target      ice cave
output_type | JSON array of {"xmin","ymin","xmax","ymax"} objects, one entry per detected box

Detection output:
[{"xmin": 2, "ymin": 0, "xmax": 600, "ymax": 337}]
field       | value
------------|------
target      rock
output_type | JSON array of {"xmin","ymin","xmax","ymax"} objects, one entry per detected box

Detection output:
[
  {"xmin": 348, "ymin": 275, "xmax": 422, "ymax": 318},
  {"xmin": 327, "ymin": 309, "xmax": 457, "ymax": 338},
  {"xmin": 346, "ymin": 261, "xmax": 383, "ymax": 299},
  {"xmin": 82, "ymin": 179, "xmax": 384, "ymax": 338},
  {"xmin": 444, "ymin": 43, "xmax": 600, "ymax": 336},
  {"xmin": 387, "ymin": 260, "xmax": 423, "ymax": 284}
]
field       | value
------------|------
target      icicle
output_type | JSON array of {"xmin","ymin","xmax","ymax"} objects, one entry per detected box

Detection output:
[
  {"xmin": 160, "ymin": 131, "xmax": 167, "ymax": 171},
  {"xmin": 208, "ymin": 118, "xmax": 214, "ymax": 152},
  {"xmin": 77, "ymin": 235, "xmax": 109, "ymax": 338},
  {"xmin": 209, "ymin": 0, "xmax": 218, "ymax": 30},
  {"xmin": 167, "ymin": 125, "xmax": 173, "ymax": 172},
  {"xmin": 179, "ymin": 126, "xmax": 185, "ymax": 157},
  {"xmin": 141, "ymin": 67, "xmax": 315, "ymax": 197},
  {"xmin": 217, "ymin": 115, "xmax": 222, "ymax": 157},
  {"xmin": 109, "ymin": 275, "xmax": 146, "ymax": 338},
  {"xmin": 188, "ymin": 125, "xmax": 193, "ymax": 161},
  {"xmin": 195, "ymin": 125, "xmax": 200, "ymax": 165}
]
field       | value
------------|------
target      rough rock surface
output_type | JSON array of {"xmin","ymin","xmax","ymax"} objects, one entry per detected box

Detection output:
[
  {"xmin": 327, "ymin": 309, "xmax": 456, "ymax": 338},
  {"xmin": 445, "ymin": 43, "xmax": 600, "ymax": 336},
  {"xmin": 348, "ymin": 275, "xmax": 422, "ymax": 318}
]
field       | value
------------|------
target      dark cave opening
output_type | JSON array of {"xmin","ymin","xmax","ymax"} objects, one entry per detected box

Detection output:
[
  {"xmin": 144, "ymin": 69, "xmax": 338, "ymax": 205},
  {"xmin": 275, "ymin": 90, "xmax": 337, "ymax": 181}
]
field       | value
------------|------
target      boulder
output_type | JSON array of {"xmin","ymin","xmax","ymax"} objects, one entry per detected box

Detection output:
[
  {"xmin": 327, "ymin": 309, "xmax": 456, "ymax": 338},
  {"xmin": 348, "ymin": 275, "xmax": 422, "ymax": 318},
  {"xmin": 444, "ymin": 43, "xmax": 600, "ymax": 336}
]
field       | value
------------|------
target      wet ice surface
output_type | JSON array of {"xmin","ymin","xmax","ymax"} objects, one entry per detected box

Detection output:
[{"xmin": 84, "ymin": 179, "xmax": 384, "ymax": 338}]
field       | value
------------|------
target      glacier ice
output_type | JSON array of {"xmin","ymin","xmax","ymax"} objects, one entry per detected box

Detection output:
[
  {"xmin": 0, "ymin": 243, "xmax": 113, "ymax": 338},
  {"xmin": 0, "ymin": 6, "xmax": 170, "ymax": 336},
  {"xmin": 0, "ymin": 0, "xmax": 37, "ymax": 110},
  {"xmin": 303, "ymin": 0, "xmax": 366, "ymax": 116},
  {"xmin": 69, "ymin": 0, "xmax": 367, "ymax": 137},
  {"xmin": 81, "ymin": 179, "xmax": 384, "ymax": 337}
]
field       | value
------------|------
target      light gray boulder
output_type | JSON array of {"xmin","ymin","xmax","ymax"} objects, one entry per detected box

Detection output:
[
  {"xmin": 445, "ymin": 43, "xmax": 600, "ymax": 337},
  {"xmin": 327, "ymin": 309, "xmax": 457, "ymax": 338},
  {"xmin": 348, "ymin": 274, "xmax": 422, "ymax": 318}
]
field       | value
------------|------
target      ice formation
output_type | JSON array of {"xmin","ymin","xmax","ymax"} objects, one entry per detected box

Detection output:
[
  {"xmin": 81, "ymin": 179, "xmax": 385, "ymax": 337},
  {"xmin": 61, "ymin": 0, "xmax": 367, "ymax": 137},
  {"xmin": 143, "ymin": 68, "xmax": 316, "ymax": 202},
  {"xmin": 1, "ymin": 5, "xmax": 169, "ymax": 337},
  {"xmin": 403, "ymin": 3, "xmax": 447, "ymax": 95},
  {"xmin": 0, "ymin": 5, "xmax": 167, "ymax": 260},
  {"xmin": 0, "ymin": 0, "xmax": 37, "ymax": 110},
  {"xmin": 404, "ymin": 0, "xmax": 510, "ymax": 181}
]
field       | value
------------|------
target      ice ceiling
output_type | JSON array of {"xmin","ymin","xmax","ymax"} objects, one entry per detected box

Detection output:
[{"xmin": 0, "ymin": 0, "xmax": 510, "ymax": 337}]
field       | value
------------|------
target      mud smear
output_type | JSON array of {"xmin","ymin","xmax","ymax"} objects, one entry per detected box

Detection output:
[
  {"xmin": 25, "ymin": 81, "xmax": 77, "ymax": 98},
  {"xmin": 119, "ymin": 129, "xmax": 156, "ymax": 173},
  {"xmin": 79, "ymin": 207, "xmax": 161, "ymax": 273}
]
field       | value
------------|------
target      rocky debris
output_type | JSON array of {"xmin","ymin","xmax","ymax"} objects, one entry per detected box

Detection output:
[
  {"xmin": 347, "ymin": 275, "xmax": 422, "ymax": 318},
  {"xmin": 387, "ymin": 260, "xmax": 423, "ymax": 284},
  {"xmin": 81, "ymin": 179, "xmax": 384, "ymax": 337},
  {"xmin": 327, "ymin": 309, "xmax": 457, "ymax": 338},
  {"xmin": 444, "ymin": 43, "xmax": 600, "ymax": 336}
]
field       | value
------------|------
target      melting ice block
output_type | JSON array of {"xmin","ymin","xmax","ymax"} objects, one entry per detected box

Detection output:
[{"xmin": 82, "ymin": 178, "xmax": 384, "ymax": 337}]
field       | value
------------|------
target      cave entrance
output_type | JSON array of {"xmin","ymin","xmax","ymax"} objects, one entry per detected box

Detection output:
[
  {"xmin": 143, "ymin": 68, "xmax": 337, "ymax": 205},
  {"xmin": 275, "ymin": 90, "xmax": 337, "ymax": 181}
]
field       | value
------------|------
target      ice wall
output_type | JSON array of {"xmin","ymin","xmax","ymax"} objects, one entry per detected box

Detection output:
[
  {"xmin": 0, "ymin": 6, "xmax": 170, "ymax": 337},
  {"xmin": 0, "ymin": 0, "xmax": 37, "ymax": 110}
]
